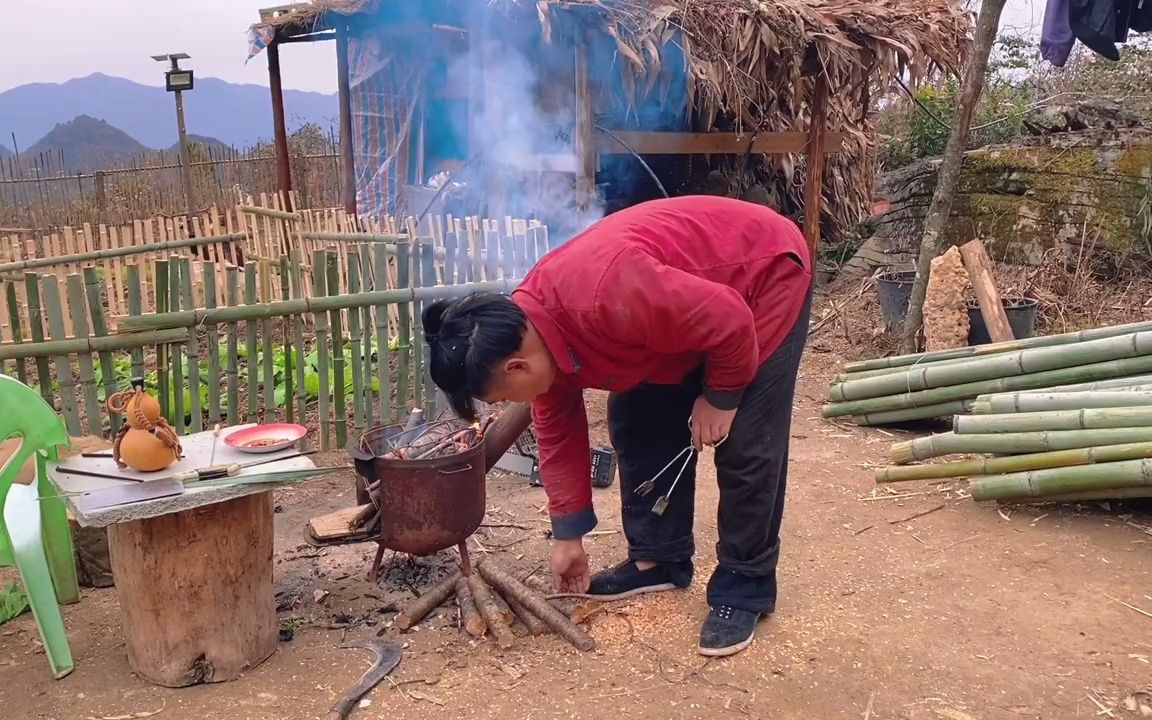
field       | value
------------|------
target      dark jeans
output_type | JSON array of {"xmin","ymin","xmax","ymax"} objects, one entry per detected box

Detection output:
[{"xmin": 607, "ymin": 292, "xmax": 811, "ymax": 614}]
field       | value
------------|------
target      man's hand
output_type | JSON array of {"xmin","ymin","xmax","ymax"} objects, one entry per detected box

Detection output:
[
  {"xmin": 691, "ymin": 395, "xmax": 737, "ymax": 450},
  {"xmin": 551, "ymin": 537, "xmax": 590, "ymax": 593}
]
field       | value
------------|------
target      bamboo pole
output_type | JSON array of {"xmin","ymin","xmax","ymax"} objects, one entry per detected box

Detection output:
[
  {"xmin": 300, "ymin": 232, "xmax": 403, "ymax": 243},
  {"xmin": 0, "ymin": 234, "xmax": 245, "ymax": 274},
  {"xmin": 891, "ymin": 427, "xmax": 1152, "ymax": 464},
  {"xmin": 203, "ymin": 261, "xmax": 223, "ymax": 426},
  {"xmin": 996, "ymin": 486, "xmax": 1152, "ymax": 504},
  {"xmin": 972, "ymin": 390, "xmax": 1152, "ymax": 414},
  {"xmin": 115, "ymin": 278, "xmax": 518, "ymax": 332},
  {"xmin": 23, "ymin": 273, "xmax": 54, "ymax": 408},
  {"xmin": 40, "ymin": 276, "xmax": 81, "ymax": 435},
  {"xmin": 169, "ymin": 260, "xmax": 185, "ymax": 435},
  {"xmin": 225, "ymin": 267, "xmax": 241, "ymax": 427},
  {"xmin": 955, "ymin": 407, "xmax": 1152, "ymax": 435},
  {"xmin": 327, "ymin": 253, "xmax": 348, "ymax": 449},
  {"xmin": 64, "ymin": 274, "xmax": 102, "ymax": 436},
  {"xmin": 312, "ymin": 250, "xmax": 332, "ymax": 451},
  {"xmin": 969, "ymin": 458, "xmax": 1152, "ymax": 501},
  {"xmin": 347, "ymin": 254, "xmax": 366, "ymax": 436},
  {"xmin": 829, "ymin": 332, "xmax": 1152, "ymax": 403},
  {"xmin": 289, "ymin": 253, "xmax": 308, "ymax": 451},
  {"xmin": 1015, "ymin": 376, "xmax": 1152, "ymax": 394},
  {"xmin": 851, "ymin": 400, "xmax": 975, "ymax": 426},
  {"xmin": 845, "ymin": 319, "xmax": 1152, "ymax": 373},
  {"xmin": 239, "ymin": 205, "xmax": 299, "ymax": 222},
  {"xmin": 244, "ymin": 263, "xmax": 259, "ymax": 425},
  {"xmin": 875, "ymin": 441, "xmax": 1152, "ymax": 483},
  {"xmin": 822, "ymin": 354, "xmax": 1152, "ymax": 419},
  {"xmin": 179, "ymin": 258, "xmax": 203, "ymax": 433}
]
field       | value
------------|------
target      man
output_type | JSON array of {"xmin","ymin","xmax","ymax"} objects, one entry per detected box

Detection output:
[{"xmin": 423, "ymin": 195, "xmax": 811, "ymax": 656}]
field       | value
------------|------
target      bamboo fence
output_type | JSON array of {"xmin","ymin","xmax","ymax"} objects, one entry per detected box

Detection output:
[
  {"xmin": 0, "ymin": 194, "xmax": 548, "ymax": 343},
  {"xmin": 0, "ymin": 208, "xmax": 553, "ymax": 450}
]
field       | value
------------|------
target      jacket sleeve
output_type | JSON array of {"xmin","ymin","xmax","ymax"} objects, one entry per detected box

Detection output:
[
  {"xmin": 531, "ymin": 381, "xmax": 596, "ymax": 539},
  {"xmin": 596, "ymin": 247, "xmax": 759, "ymax": 410}
]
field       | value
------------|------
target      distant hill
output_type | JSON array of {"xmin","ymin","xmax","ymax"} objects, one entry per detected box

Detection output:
[
  {"xmin": 0, "ymin": 72, "xmax": 337, "ymax": 150},
  {"xmin": 169, "ymin": 134, "xmax": 230, "ymax": 156},
  {"xmin": 0, "ymin": 144, "xmax": 11, "ymax": 159},
  {"xmin": 27, "ymin": 115, "xmax": 151, "ymax": 171}
]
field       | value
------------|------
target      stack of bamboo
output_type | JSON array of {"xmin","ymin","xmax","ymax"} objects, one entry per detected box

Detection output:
[
  {"xmin": 823, "ymin": 320, "xmax": 1152, "ymax": 426},
  {"xmin": 875, "ymin": 387, "xmax": 1152, "ymax": 503},
  {"xmin": 826, "ymin": 320, "xmax": 1152, "ymax": 504}
]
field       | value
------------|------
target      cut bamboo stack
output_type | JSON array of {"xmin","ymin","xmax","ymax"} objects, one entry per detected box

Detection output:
[
  {"xmin": 873, "ymin": 389, "xmax": 1152, "ymax": 504},
  {"xmin": 823, "ymin": 320, "xmax": 1152, "ymax": 425},
  {"xmin": 832, "ymin": 320, "xmax": 1152, "ymax": 504}
]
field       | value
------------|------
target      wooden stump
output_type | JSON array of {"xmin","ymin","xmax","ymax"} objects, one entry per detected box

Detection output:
[{"xmin": 107, "ymin": 492, "xmax": 277, "ymax": 687}]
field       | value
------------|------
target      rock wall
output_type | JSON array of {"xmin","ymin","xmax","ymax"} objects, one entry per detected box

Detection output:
[{"xmin": 843, "ymin": 129, "xmax": 1152, "ymax": 280}]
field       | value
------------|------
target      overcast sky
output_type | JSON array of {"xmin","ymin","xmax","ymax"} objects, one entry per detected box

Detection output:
[{"xmin": 1, "ymin": 0, "xmax": 1046, "ymax": 94}]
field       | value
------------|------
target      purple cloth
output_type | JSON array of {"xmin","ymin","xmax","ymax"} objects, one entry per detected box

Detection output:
[{"xmin": 1042, "ymin": 0, "xmax": 1076, "ymax": 66}]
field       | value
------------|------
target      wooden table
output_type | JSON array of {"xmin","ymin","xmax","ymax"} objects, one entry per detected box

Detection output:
[{"xmin": 49, "ymin": 425, "xmax": 316, "ymax": 688}]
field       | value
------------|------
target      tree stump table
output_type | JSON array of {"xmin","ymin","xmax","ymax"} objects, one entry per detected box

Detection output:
[{"xmin": 48, "ymin": 425, "xmax": 316, "ymax": 687}]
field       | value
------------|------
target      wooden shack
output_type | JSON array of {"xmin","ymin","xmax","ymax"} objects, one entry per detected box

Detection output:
[{"xmin": 247, "ymin": 0, "xmax": 971, "ymax": 252}]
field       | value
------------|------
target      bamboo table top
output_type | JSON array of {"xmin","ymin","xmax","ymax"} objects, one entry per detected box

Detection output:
[{"xmin": 48, "ymin": 424, "xmax": 315, "ymax": 528}]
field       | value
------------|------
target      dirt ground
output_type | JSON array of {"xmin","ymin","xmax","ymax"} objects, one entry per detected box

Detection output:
[{"xmin": 3, "ymin": 351, "xmax": 1152, "ymax": 720}]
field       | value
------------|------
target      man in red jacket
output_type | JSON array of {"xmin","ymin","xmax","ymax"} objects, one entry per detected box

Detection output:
[{"xmin": 423, "ymin": 195, "xmax": 811, "ymax": 656}]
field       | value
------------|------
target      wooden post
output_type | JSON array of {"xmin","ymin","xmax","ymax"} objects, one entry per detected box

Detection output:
[
  {"xmin": 267, "ymin": 41, "xmax": 294, "ymax": 212},
  {"xmin": 959, "ymin": 238, "xmax": 1014, "ymax": 342},
  {"xmin": 107, "ymin": 492, "xmax": 277, "ymax": 687},
  {"xmin": 336, "ymin": 24, "xmax": 358, "ymax": 217},
  {"xmin": 802, "ymin": 72, "xmax": 829, "ymax": 265},
  {"xmin": 573, "ymin": 38, "xmax": 596, "ymax": 212}
]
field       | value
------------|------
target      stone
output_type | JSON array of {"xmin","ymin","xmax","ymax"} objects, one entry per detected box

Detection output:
[{"xmin": 923, "ymin": 246, "xmax": 971, "ymax": 351}]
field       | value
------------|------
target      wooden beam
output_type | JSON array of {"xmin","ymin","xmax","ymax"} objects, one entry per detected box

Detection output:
[
  {"xmin": 802, "ymin": 73, "xmax": 830, "ymax": 262},
  {"xmin": 574, "ymin": 40, "xmax": 596, "ymax": 211},
  {"xmin": 335, "ymin": 25, "xmax": 357, "ymax": 216},
  {"xmin": 593, "ymin": 131, "xmax": 845, "ymax": 156},
  {"xmin": 959, "ymin": 239, "xmax": 1015, "ymax": 343},
  {"xmin": 267, "ymin": 42, "xmax": 294, "ymax": 211},
  {"xmin": 279, "ymin": 31, "xmax": 335, "ymax": 44}
]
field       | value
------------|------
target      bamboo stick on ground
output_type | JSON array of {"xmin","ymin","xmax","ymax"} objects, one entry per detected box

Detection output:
[
  {"xmin": 876, "ymin": 441, "xmax": 1152, "ymax": 483},
  {"xmin": 467, "ymin": 575, "xmax": 516, "ymax": 650},
  {"xmin": 890, "ymin": 427, "xmax": 1152, "ymax": 464},
  {"xmin": 829, "ymin": 332, "xmax": 1152, "ymax": 403},
  {"xmin": 823, "ymin": 354, "xmax": 1152, "ymax": 419},
  {"xmin": 968, "ymin": 458, "xmax": 1152, "ymax": 501},
  {"xmin": 479, "ymin": 561, "xmax": 596, "ymax": 651},
  {"xmin": 843, "ymin": 320, "xmax": 1152, "ymax": 373},
  {"xmin": 396, "ymin": 571, "xmax": 461, "ymax": 631},
  {"xmin": 455, "ymin": 577, "xmax": 487, "ymax": 638},
  {"xmin": 971, "ymin": 390, "xmax": 1152, "ymax": 414}
]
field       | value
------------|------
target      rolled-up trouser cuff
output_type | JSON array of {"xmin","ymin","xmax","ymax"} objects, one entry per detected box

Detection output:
[
  {"xmin": 628, "ymin": 534, "xmax": 696, "ymax": 564},
  {"xmin": 551, "ymin": 506, "xmax": 598, "ymax": 540},
  {"xmin": 716, "ymin": 539, "xmax": 780, "ymax": 578},
  {"xmin": 702, "ymin": 385, "xmax": 745, "ymax": 411}
]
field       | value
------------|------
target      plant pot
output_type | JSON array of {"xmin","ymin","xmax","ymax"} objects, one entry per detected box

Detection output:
[
  {"xmin": 876, "ymin": 270, "xmax": 917, "ymax": 331},
  {"xmin": 966, "ymin": 297, "xmax": 1039, "ymax": 346}
]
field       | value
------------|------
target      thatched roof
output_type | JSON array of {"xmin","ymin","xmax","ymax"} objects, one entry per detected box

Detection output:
[{"xmin": 253, "ymin": 0, "xmax": 973, "ymax": 244}]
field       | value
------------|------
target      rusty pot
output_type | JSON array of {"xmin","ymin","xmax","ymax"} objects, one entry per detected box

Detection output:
[{"xmin": 348, "ymin": 424, "xmax": 487, "ymax": 557}]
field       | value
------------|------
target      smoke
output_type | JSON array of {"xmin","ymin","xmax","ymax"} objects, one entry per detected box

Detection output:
[{"xmin": 437, "ymin": 36, "xmax": 606, "ymax": 242}]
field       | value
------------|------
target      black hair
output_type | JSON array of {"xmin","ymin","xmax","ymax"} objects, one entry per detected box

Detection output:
[{"xmin": 423, "ymin": 292, "xmax": 527, "ymax": 421}]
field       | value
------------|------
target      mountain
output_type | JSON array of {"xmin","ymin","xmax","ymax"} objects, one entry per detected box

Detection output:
[
  {"xmin": 169, "ymin": 134, "xmax": 230, "ymax": 155},
  {"xmin": 0, "ymin": 73, "xmax": 336, "ymax": 151},
  {"xmin": 0, "ymin": 144, "xmax": 11, "ymax": 159},
  {"xmin": 26, "ymin": 116, "xmax": 151, "ymax": 171}
]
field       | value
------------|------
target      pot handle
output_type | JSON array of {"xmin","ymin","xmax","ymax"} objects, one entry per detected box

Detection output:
[
  {"xmin": 438, "ymin": 464, "xmax": 474, "ymax": 476},
  {"xmin": 346, "ymin": 439, "xmax": 373, "ymax": 463}
]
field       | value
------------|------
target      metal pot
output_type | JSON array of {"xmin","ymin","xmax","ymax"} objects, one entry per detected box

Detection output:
[{"xmin": 348, "ymin": 424, "xmax": 487, "ymax": 557}]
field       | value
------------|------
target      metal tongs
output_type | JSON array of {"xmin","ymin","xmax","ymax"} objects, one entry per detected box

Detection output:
[{"xmin": 635, "ymin": 418, "xmax": 728, "ymax": 516}]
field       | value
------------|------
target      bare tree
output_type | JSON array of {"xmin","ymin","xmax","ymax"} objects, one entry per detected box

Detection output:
[{"xmin": 899, "ymin": 0, "xmax": 1010, "ymax": 354}]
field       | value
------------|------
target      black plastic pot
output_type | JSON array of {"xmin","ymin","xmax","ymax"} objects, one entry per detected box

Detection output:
[
  {"xmin": 876, "ymin": 270, "xmax": 917, "ymax": 330},
  {"xmin": 966, "ymin": 297, "xmax": 1039, "ymax": 346}
]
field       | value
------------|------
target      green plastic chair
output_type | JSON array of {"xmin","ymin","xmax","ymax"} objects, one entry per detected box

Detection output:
[{"xmin": 0, "ymin": 373, "xmax": 78, "ymax": 679}]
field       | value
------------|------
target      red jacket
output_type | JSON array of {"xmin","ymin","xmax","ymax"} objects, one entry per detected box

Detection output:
[{"xmin": 511, "ymin": 196, "xmax": 811, "ymax": 539}]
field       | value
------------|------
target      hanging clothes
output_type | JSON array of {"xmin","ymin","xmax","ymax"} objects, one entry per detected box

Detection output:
[
  {"xmin": 1042, "ymin": 0, "xmax": 1076, "ymax": 66},
  {"xmin": 1132, "ymin": 0, "xmax": 1152, "ymax": 32},
  {"xmin": 1068, "ymin": 0, "xmax": 1129, "ymax": 61}
]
